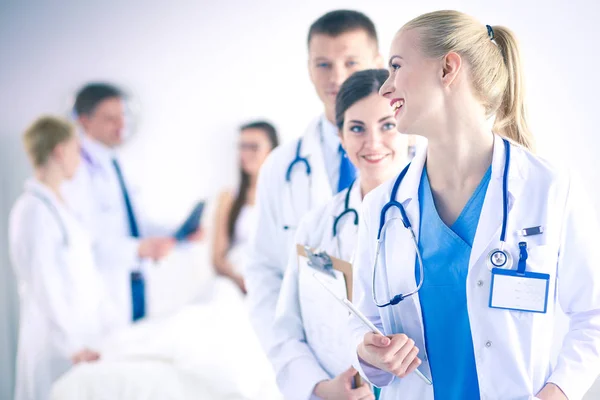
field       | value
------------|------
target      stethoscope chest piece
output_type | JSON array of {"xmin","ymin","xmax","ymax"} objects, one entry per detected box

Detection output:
[{"xmin": 486, "ymin": 248, "xmax": 513, "ymax": 270}]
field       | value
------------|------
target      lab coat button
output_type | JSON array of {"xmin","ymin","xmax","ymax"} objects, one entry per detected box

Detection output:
[
  {"xmin": 485, "ymin": 341, "xmax": 492, "ymax": 348},
  {"xmin": 477, "ymin": 280, "xmax": 484, "ymax": 287}
]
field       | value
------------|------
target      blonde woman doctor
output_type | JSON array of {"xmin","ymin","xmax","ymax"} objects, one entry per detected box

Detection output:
[
  {"xmin": 272, "ymin": 69, "xmax": 409, "ymax": 400},
  {"xmin": 350, "ymin": 10, "xmax": 600, "ymax": 400},
  {"xmin": 9, "ymin": 116, "xmax": 118, "ymax": 400}
]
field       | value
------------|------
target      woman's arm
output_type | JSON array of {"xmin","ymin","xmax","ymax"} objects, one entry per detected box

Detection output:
[{"xmin": 212, "ymin": 191, "xmax": 246, "ymax": 293}]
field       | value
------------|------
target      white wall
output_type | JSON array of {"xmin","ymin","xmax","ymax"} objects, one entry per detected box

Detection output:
[{"xmin": 1, "ymin": 0, "xmax": 599, "ymax": 398}]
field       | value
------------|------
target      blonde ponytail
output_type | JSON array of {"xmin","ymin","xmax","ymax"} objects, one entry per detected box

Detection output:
[
  {"xmin": 403, "ymin": 11, "xmax": 534, "ymax": 150},
  {"xmin": 491, "ymin": 26, "xmax": 533, "ymax": 150}
]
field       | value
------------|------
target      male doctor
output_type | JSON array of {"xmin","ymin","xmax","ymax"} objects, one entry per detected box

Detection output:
[
  {"xmin": 63, "ymin": 83, "xmax": 198, "ymax": 326},
  {"xmin": 245, "ymin": 9, "xmax": 382, "ymax": 359}
]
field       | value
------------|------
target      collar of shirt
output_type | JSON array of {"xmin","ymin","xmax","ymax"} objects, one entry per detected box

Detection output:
[
  {"xmin": 25, "ymin": 178, "xmax": 61, "ymax": 205},
  {"xmin": 319, "ymin": 115, "xmax": 342, "ymax": 193},
  {"xmin": 80, "ymin": 134, "xmax": 117, "ymax": 170},
  {"xmin": 320, "ymin": 115, "xmax": 340, "ymax": 154}
]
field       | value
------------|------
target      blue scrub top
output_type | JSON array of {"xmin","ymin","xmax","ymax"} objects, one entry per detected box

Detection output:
[{"xmin": 416, "ymin": 166, "xmax": 491, "ymax": 399}]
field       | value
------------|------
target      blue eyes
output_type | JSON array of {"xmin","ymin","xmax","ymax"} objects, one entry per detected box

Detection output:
[
  {"xmin": 348, "ymin": 123, "xmax": 396, "ymax": 134},
  {"xmin": 316, "ymin": 61, "xmax": 359, "ymax": 69}
]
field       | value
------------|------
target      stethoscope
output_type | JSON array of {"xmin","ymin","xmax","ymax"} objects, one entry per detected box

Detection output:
[
  {"xmin": 28, "ymin": 190, "xmax": 70, "ymax": 247},
  {"xmin": 372, "ymin": 138, "xmax": 512, "ymax": 307},
  {"xmin": 284, "ymin": 137, "xmax": 312, "ymax": 231},
  {"xmin": 331, "ymin": 179, "xmax": 359, "ymax": 259},
  {"xmin": 284, "ymin": 120, "xmax": 327, "ymax": 231}
]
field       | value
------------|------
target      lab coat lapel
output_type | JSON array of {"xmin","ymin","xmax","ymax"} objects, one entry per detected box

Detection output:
[
  {"xmin": 328, "ymin": 180, "xmax": 362, "ymax": 261},
  {"xmin": 322, "ymin": 182, "xmax": 360, "ymax": 261},
  {"xmin": 322, "ymin": 194, "xmax": 344, "ymax": 258},
  {"xmin": 286, "ymin": 120, "xmax": 318, "ymax": 225},
  {"xmin": 377, "ymin": 150, "xmax": 423, "ymax": 333},
  {"xmin": 469, "ymin": 135, "xmax": 525, "ymax": 269},
  {"xmin": 303, "ymin": 118, "xmax": 333, "ymax": 207},
  {"xmin": 383, "ymin": 147, "xmax": 425, "ymax": 301},
  {"xmin": 378, "ymin": 147, "xmax": 434, "ymax": 379}
]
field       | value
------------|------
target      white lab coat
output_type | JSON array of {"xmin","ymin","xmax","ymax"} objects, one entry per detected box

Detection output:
[
  {"xmin": 350, "ymin": 135, "xmax": 600, "ymax": 400},
  {"xmin": 272, "ymin": 180, "xmax": 362, "ymax": 400},
  {"xmin": 9, "ymin": 179, "xmax": 118, "ymax": 400},
  {"xmin": 62, "ymin": 135, "xmax": 164, "ymax": 326},
  {"xmin": 246, "ymin": 117, "xmax": 335, "ymax": 355}
]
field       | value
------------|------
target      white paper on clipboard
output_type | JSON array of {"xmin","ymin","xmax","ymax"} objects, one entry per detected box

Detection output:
[{"xmin": 297, "ymin": 254, "xmax": 354, "ymax": 378}]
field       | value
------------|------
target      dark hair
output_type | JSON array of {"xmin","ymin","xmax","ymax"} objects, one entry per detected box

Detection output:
[
  {"xmin": 307, "ymin": 10, "xmax": 378, "ymax": 48},
  {"xmin": 227, "ymin": 121, "xmax": 279, "ymax": 241},
  {"xmin": 335, "ymin": 69, "xmax": 389, "ymax": 129},
  {"xmin": 74, "ymin": 83, "xmax": 123, "ymax": 117}
]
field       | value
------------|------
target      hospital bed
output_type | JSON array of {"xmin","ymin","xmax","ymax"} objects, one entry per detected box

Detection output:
[{"xmin": 50, "ymin": 244, "xmax": 283, "ymax": 400}]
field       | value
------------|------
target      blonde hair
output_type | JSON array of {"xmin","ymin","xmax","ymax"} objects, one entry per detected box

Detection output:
[
  {"xmin": 403, "ymin": 10, "xmax": 533, "ymax": 150},
  {"xmin": 23, "ymin": 116, "xmax": 75, "ymax": 168}
]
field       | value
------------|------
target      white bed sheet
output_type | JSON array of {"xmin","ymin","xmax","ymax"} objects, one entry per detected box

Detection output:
[{"xmin": 51, "ymin": 278, "xmax": 282, "ymax": 400}]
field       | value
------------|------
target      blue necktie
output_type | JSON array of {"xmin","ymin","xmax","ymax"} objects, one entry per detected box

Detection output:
[
  {"xmin": 112, "ymin": 158, "xmax": 145, "ymax": 321},
  {"xmin": 337, "ymin": 144, "xmax": 357, "ymax": 193}
]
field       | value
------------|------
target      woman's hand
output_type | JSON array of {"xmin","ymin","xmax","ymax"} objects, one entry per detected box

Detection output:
[
  {"xmin": 71, "ymin": 348, "xmax": 100, "ymax": 364},
  {"xmin": 536, "ymin": 383, "xmax": 567, "ymax": 400},
  {"xmin": 313, "ymin": 366, "xmax": 374, "ymax": 400},
  {"xmin": 357, "ymin": 332, "xmax": 421, "ymax": 378},
  {"xmin": 233, "ymin": 274, "xmax": 247, "ymax": 294},
  {"xmin": 186, "ymin": 227, "xmax": 205, "ymax": 242}
]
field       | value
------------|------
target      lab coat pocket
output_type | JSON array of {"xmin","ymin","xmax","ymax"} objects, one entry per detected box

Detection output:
[
  {"xmin": 509, "ymin": 231, "xmax": 557, "ymax": 275},
  {"xmin": 523, "ymin": 240, "xmax": 558, "ymax": 277}
]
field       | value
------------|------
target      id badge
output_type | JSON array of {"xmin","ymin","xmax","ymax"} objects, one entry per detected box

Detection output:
[{"xmin": 489, "ymin": 268, "xmax": 550, "ymax": 313}]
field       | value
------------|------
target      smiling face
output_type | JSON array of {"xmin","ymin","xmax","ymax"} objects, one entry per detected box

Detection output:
[
  {"xmin": 339, "ymin": 93, "xmax": 406, "ymax": 186},
  {"xmin": 379, "ymin": 29, "xmax": 447, "ymax": 136}
]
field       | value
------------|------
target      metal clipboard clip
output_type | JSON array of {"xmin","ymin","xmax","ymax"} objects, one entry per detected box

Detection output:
[{"xmin": 304, "ymin": 246, "xmax": 336, "ymax": 279}]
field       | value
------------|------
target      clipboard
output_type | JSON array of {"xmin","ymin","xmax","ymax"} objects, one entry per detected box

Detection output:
[
  {"xmin": 172, "ymin": 201, "xmax": 205, "ymax": 241},
  {"xmin": 297, "ymin": 244, "xmax": 354, "ymax": 301},
  {"xmin": 296, "ymin": 244, "xmax": 363, "ymax": 388}
]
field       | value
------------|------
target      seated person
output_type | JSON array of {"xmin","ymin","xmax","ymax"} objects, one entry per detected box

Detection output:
[{"xmin": 212, "ymin": 121, "xmax": 279, "ymax": 294}]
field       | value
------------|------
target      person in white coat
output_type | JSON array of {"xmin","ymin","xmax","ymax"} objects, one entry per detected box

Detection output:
[
  {"xmin": 272, "ymin": 69, "xmax": 409, "ymax": 400},
  {"xmin": 62, "ymin": 83, "xmax": 201, "ymax": 326},
  {"xmin": 9, "ymin": 116, "xmax": 119, "ymax": 400},
  {"xmin": 350, "ymin": 10, "xmax": 600, "ymax": 400},
  {"xmin": 245, "ymin": 9, "xmax": 383, "ymax": 355}
]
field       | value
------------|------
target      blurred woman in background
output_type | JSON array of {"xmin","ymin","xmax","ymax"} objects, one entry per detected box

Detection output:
[
  {"xmin": 9, "ymin": 116, "xmax": 118, "ymax": 400},
  {"xmin": 212, "ymin": 121, "xmax": 279, "ymax": 294}
]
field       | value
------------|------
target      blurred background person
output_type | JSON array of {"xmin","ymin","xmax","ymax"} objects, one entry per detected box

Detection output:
[
  {"xmin": 212, "ymin": 121, "xmax": 279, "ymax": 294},
  {"xmin": 9, "ymin": 116, "xmax": 119, "ymax": 400},
  {"xmin": 63, "ymin": 83, "xmax": 202, "ymax": 327}
]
